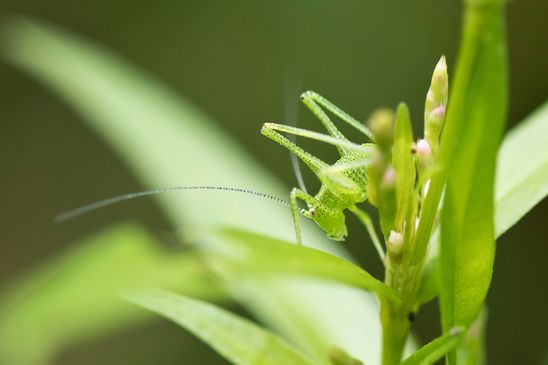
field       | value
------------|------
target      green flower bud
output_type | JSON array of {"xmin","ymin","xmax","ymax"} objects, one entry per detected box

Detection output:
[
  {"xmin": 378, "ymin": 166, "xmax": 397, "ymax": 236},
  {"xmin": 387, "ymin": 230, "xmax": 404, "ymax": 255},
  {"xmin": 367, "ymin": 108, "xmax": 394, "ymax": 154},
  {"xmin": 366, "ymin": 149, "xmax": 383, "ymax": 207},
  {"xmin": 424, "ymin": 56, "xmax": 448, "ymax": 155}
]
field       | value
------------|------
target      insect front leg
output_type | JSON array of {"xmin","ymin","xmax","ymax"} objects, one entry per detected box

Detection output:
[
  {"xmin": 261, "ymin": 124, "xmax": 329, "ymax": 174},
  {"xmin": 301, "ymin": 91, "xmax": 375, "ymax": 141},
  {"xmin": 289, "ymin": 187, "xmax": 318, "ymax": 245}
]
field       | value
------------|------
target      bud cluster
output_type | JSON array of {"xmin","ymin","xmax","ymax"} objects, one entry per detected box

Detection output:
[
  {"xmin": 424, "ymin": 56, "xmax": 448, "ymax": 156},
  {"xmin": 366, "ymin": 109, "xmax": 397, "ymax": 238},
  {"xmin": 365, "ymin": 56, "xmax": 449, "ymax": 262}
]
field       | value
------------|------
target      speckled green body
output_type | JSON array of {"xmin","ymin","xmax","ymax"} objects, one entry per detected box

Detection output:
[
  {"xmin": 310, "ymin": 149, "xmax": 370, "ymax": 240},
  {"xmin": 261, "ymin": 91, "xmax": 376, "ymax": 244}
]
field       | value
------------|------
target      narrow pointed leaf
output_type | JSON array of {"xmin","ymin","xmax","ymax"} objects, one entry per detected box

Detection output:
[
  {"xmin": 392, "ymin": 102, "xmax": 416, "ymax": 232},
  {"xmin": 439, "ymin": 1, "xmax": 507, "ymax": 363},
  {"xmin": 400, "ymin": 327, "xmax": 464, "ymax": 365},
  {"xmin": 416, "ymin": 255, "xmax": 439, "ymax": 305},
  {"xmin": 205, "ymin": 228, "xmax": 400, "ymax": 303},
  {"xmin": 495, "ymin": 100, "xmax": 548, "ymax": 235},
  {"xmin": 418, "ymin": 101, "xmax": 548, "ymax": 305},
  {"xmin": 456, "ymin": 308, "xmax": 488, "ymax": 365},
  {"xmin": 0, "ymin": 224, "xmax": 222, "ymax": 365},
  {"xmin": 328, "ymin": 348, "xmax": 365, "ymax": 365},
  {"xmin": 128, "ymin": 290, "xmax": 316, "ymax": 365}
]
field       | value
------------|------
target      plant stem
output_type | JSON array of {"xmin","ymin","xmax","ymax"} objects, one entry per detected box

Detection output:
[
  {"xmin": 380, "ymin": 250, "xmax": 421, "ymax": 365},
  {"xmin": 380, "ymin": 296, "xmax": 409, "ymax": 365}
]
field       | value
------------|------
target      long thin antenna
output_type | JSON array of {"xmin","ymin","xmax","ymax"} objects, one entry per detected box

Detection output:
[
  {"xmin": 55, "ymin": 186, "xmax": 297, "ymax": 223},
  {"xmin": 284, "ymin": 70, "xmax": 308, "ymax": 193}
]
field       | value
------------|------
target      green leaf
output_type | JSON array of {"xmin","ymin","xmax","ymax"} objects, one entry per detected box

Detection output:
[
  {"xmin": 439, "ymin": 1, "xmax": 507, "ymax": 363},
  {"xmin": 204, "ymin": 228, "xmax": 400, "ymax": 304},
  {"xmin": 417, "ymin": 101, "xmax": 548, "ymax": 305},
  {"xmin": 328, "ymin": 348, "xmax": 365, "ymax": 365},
  {"xmin": 495, "ymin": 100, "xmax": 548, "ymax": 236},
  {"xmin": 0, "ymin": 224, "xmax": 222, "ymax": 365},
  {"xmin": 416, "ymin": 254, "xmax": 439, "ymax": 305},
  {"xmin": 127, "ymin": 289, "xmax": 316, "ymax": 365},
  {"xmin": 400, "ymin": 327, "xmax": 464, "ymax": 365},
  {"xmin": 456, "ymin": 308, "xmax": 487, "ymax": 365},
  {"xmin": 1, "ymin": 18, "xmax": 386, "ymax": 364},
  {"xmin": 392, "ymin": 102, "xmax": 416, "ymax": 232}
]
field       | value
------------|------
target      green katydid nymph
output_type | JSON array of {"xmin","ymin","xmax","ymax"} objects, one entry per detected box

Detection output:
[
  {"xmin": 55, "ymin": 91, "xmax": 386, "ymax": 261},
  {"xmin": 261, "ymin": 91, "xmax": 384, "ymax": 258}
]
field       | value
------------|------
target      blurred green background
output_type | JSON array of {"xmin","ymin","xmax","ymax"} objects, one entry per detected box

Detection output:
[{"xmin": 0, "ymin": 0, "xmax": 546, "ymax": 364}]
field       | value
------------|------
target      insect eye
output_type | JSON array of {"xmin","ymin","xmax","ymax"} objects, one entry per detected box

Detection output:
[{"xmin": 308, "ymin": 207, "xmax": 316, "ymax": 218}]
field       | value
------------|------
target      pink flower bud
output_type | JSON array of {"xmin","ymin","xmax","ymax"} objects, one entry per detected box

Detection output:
[
  {"xmin": 416, "ymin": 139, "xmax": 431, "ymax": 156},
  {"xmin": 427, "ymin": 90, "xmax": 434, "ymax": 102},
  {"xmin": 382, "ymin": 167, "xmax": 396, "ymax": 188},
  {"xmin": 432, "ymin": 105, "xmax": 446, "ymax": 119}
]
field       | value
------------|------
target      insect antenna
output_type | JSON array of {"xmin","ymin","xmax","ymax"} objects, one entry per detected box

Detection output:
[
  {"xmin": 55, "ymin": 186, "xmax": 305, "ymax": 223},
  {"xmin": 284, "ymin": 71, "xmax": 308, "ymax": 193}
]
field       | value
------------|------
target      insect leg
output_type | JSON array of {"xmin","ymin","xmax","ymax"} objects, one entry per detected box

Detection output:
[
  {"xmin": 289, "ymin": 187, "xmax": 318, "ymax": 245},
  {"xmin": 261, "ymin": 124, "xmax": 329, "ymax": 174},
  {"xmin": 301, "ymin": 91, "xmax": 375, "ymax": 141},
  {"xmin": 299, "ymin": 91, "xmax": 347, "ymax": 156},
  {"xmin": 349, "ymin": 206, "xmax": 386, "ymax": 264},
  {"xmin": 262, "ymin": 123, "xmax": 369, "ymax": 153}
]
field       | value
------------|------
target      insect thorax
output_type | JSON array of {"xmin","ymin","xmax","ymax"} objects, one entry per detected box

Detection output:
[
  {"xmin": 335, "ymin": 150, "xmax": 369, "ymax": 187},
  {"xmin": 313, "ymin": 150, "xmax": 369, "ymax": 211}
]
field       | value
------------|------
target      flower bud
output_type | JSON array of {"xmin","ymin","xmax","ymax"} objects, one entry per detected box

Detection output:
[
  {"xmin": 387, "ymin": 230, "xmax": 404, "ymax": 255},
  {"xmin": 381, "ymin": 167, "xmax": 396, "ymax": 189},
  {"xmin": 379, "ymin": 166, "xmax": 397, "ymax": 235},
  {"xmin": 367, "ymin": 108, "xmax": 394, "ymax": 153},
  {"xmin": 424, "ymin": 56, "xmax": 448, "ymax": 155},
  {"xmin": 414, "ymin": 138, "xmax": 432, "ymax": 171}
]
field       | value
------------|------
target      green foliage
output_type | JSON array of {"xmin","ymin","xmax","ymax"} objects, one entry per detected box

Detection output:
[
  {"xmin": 417, "ymin": 100, "xmax": 548, "ymax": 307},
  {"xmin": 204, "ymin": 228, "xmax": 399, "ymax": 303},
  {"xmin": 456, "ymin": 309, "xmax": 488, "ymax": 365},
  {"xmin": 0, "ymin": 224, "xmax": 222, "ymax": 365},
  {"xmin": 495, "ymin": 101, "xmax": 548, "ymax": 236},
  {"xmin": 328, "ymin": 348, "xmax": 365, "ymax": 365},
  {"xmin": 392, "ymin": 103, "xmax": 416, "ymax": 234},
  {"xmin": 438, "ymin": 0, "xmax": 507, "ymax": 346},
  {"xmin": 128, "ymin": 290, "xmax": 317, "ymax": 365},
  {"xmin": 400, "ymin": 328, "xmax": 464, "ymax": 365}
]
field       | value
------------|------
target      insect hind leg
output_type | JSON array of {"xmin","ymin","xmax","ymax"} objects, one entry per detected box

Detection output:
[
  {"xmin": 301, "ymin": 91, "xmax": 375, "ymax": 143},
  {"xmin": 289, "ymin": 187, "xmax": 317, "ymax": 245}
]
